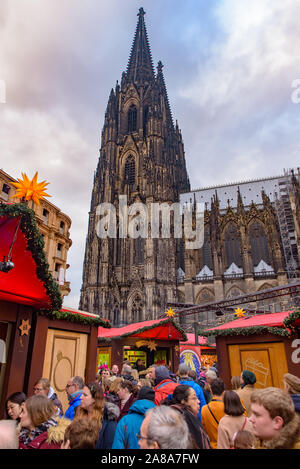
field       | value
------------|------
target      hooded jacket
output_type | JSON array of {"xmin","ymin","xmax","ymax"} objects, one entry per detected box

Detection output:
[
  {"xmin": 19, "ymin": 417, "xmax": 71, "ymax": 449},
  {"xmin": 96, "ymin": 402, "xmax": 120, "ymax": 449},
  {"xmin": 112, "ymin": 399, "xmax": 156, "ymax": 449},
  {"xmin": 153, "ymin": 366, "xmax": 178, "ymax": 405}
]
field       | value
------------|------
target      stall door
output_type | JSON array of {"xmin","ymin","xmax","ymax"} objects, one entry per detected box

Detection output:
[
  {"xmin": 228, "ymin": 342, "xmax": 288, "ymax": 389},
  {"xmin": 42, "ymin": 329, "xmax": 88, "ymax": 413}
]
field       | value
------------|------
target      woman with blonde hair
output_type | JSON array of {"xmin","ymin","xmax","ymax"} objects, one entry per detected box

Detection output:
[{"xmin": 19, "ymin": 395, "xmax": 70, "ymax": 449}]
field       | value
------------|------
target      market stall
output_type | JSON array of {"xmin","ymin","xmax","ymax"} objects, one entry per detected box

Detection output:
[
  {"xmin": 0, "ymin": 202, "xmax": 110, "ymax": 417},
  {"xmin": 97, "ymin": 317, "xmax": 187, "ymax": 373},
  {"xmin": 201, "ymin": 310, "xmax": 300, "ymax": 391},
  {"xmin": 179, "ymin": 333, "xmax": 217, "ymax": 376}
]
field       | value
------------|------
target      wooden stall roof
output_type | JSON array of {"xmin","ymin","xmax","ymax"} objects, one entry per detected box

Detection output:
[
  {"xmin": 0, "ymin": 203, "xmax": 62, "ymax": 310},
  {"xmin": 201, "ymin": 311, "xmax": 295, "ymax": 338},
  {"xmin": 58, "ymin": 306, "xmax": 111, "ymax": 328},
  {"xmin": 98, "ymin": 317, "xmax": 187, "ymax": 342}
]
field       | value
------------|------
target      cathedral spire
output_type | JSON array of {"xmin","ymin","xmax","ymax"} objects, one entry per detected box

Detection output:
[
  {"xmin": 156, "ymin": 60, "xmax": 174, "ymax": 130},
  {"xmin": 126, "ymin": 7, "xmax": 155, "ymax": 85}
]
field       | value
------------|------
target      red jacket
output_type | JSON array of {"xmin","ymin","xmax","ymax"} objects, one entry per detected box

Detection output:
[
  {"xmin": 154, "ymin": 379, "xmax": 179, "ymax": 405},
  {"xmin": 19, "ymin": 431, "xmax": 61, "ymax": 449}
]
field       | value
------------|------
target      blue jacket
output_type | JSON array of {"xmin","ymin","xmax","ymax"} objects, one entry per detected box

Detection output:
[
  {"xmin": 64, "ymin": 392, "xmax": 82, "ymax": 421},
  {"xmin": 112, "ymin": 399, "xmax": 156, "ymax": 449},
  {"xmin": 178, "ymin": 378, "xmax": 206, "ymax": 422}
]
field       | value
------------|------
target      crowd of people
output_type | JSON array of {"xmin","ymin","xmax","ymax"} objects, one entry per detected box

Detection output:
[{"xmin": 0, "ymin": 360, "xmax": 300, "ymax": 450}]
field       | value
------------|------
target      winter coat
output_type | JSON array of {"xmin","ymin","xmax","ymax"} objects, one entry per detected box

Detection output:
[
  {"xmin": 117, "ymin": 393, "xmax": 136, "ymax": 422},
  {"xmin": 201, "ymin": 398, "xmax": 225, "ymax": 449},
  {"xmin": 236, "ymin": 384, "xmax": 255, "ymax": 416},
  {"xmin": 255, "ymin": 413, "xmax": 300, "ymax": 450},
  {"xmin": 19, "ymin": 417, "xmax": 71, "ymax": 449},
  {"xmin": 178, "ymin": 378, "xmax": 206, "ymax": 421},
  {"xmin": 291, "ymin": 394, "xmax": 300, "ymax": 415},
  {"xmin": 96, "ymin": 402, "xmax": 120, "ymax": 449},
  {"xmin": 112, "ymin": 399, "xmax": 156, "ymax": 449},
  {"xmin": 217, "ymin": 414, "xmax": 253, "ymax": 449},
  {"xmin": 64, "ymin": 392, "xmax": 82, "ymax": 421},
  {"xmin": 154, "ymin": 379, "xmax": 179, "ymax": 405}
]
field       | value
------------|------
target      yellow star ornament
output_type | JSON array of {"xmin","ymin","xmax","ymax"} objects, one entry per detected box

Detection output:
[
  {"xmin": 165, "ymin": 307, "xmax": 175, "ymax": 318},
  {"xmin": 12, "ymin": 172, "xmax": 51, "ymax": 206},
  {"xmin": 234, "ymin": 307, "xmax": 246, "ymax": 318}
]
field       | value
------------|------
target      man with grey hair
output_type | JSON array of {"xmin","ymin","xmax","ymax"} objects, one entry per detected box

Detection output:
[
  {"xmin": 0, "ymin": 420, "xmax": 18, "ymax": 449},
  {"xmin": 65, "ymin": 376, "xmax": 84, "ymax": 420},
  {"xmin": 178, "ymin": 363, "xmax": 206, "ymax": 420},
  {"xmin": 138, "ymin": 405, "xmax": 191, "ymax": 449}
]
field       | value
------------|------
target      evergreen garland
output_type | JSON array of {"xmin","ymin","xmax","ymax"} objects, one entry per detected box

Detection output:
[
  {"xmin": 199, "ymin": 325, "xmax": 292, "ymax": 338},
  {"xmin": 37, "ymin": 309, "xmax": 111, "ymax": 327},
  {"xmin": 283, "ymin": 309, "xmax": 300, "ymax": 329},
  {"xmin": 98, "ymin": 318, "xmax": 187, "ymax": 343},
  {"xmin": 0, "ymin": 202, "xmax": 62, "ymax": 311}
]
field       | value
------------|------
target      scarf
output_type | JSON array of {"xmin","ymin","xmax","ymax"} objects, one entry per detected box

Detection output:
[
  {"xmin": 19, "ymin": 417, "xmax": 57, "ymax": 446},
  {"xmin": 171, "ymin": 404, "xmax": 211, "ymax": 449}
]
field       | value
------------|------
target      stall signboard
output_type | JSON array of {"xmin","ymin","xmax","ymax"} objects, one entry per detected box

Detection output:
[
  {"xmin": 180, "ymin": 348, "xmax": 202, "ymax": 376},
  {"xmin": 123, "ymin": 349, "xmax": 147, "ymax": 367},
  {"xmin": 96, "ymin": 348, "xmax": 111, "ymax": 372},
  {"xmin": 154, "ymin": 349, "xmax": 167, "ymax": 366}
]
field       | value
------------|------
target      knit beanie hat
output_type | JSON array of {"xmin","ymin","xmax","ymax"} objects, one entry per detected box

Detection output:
[
  {"xmin": 154, "ymin": 366, "xmax": 170, "ymax": 385},
  {"xmin": 137, "ymin": 386, "xmax": 155, "ymax": 402},
  {"xmin": 284, "ymin": 373, "xmax": 300, "ymax": 394},
  {"xmin": 242, "ymin": 370, "xmax": 256, "ymax": 387}
]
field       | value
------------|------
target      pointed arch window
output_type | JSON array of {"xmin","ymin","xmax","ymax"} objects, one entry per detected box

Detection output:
[
  {"xmin": 202, "ymin": 226, "xmax": 213, "ymax": 271},
  {"xmin": 143, "ymin": 105, "xmax": 149, "ymax": 137},
  {"xmin": 224, "ymin": 224, "xmax": 242, "ymax": 268},
  {"xmin": 132, "ymin": 295, "xmax": 143, "ymax": 322},
  {"xmin": 249, "ymin": 221, "xmax": 270, "ymax": 266},
  {"xmin": 134, "ymin": 236, "xmax": 144, "ymax": 264},
  {"xmin": 124, "ymin": 155, "xmax": 136, "ymax": 188},
  {"xmin": 128, "ymin": 104, "xmax": 137, "ymax": 133}
]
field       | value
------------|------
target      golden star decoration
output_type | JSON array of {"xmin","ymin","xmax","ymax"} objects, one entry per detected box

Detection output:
[
  {"xmin": 12, "ymin": 172, "xmax": 51, "ymax": 206},
  {"xmin": 234, "ymin": 307, "xmax": 246, "ymax": 318},
  {"xmin": 19, "ymin": 319, "xmax": 31, "ymax": 336},
  {"xmin": 165, "ymin": 307, "xmax": 175, "ymax": 318},
  {"xmin": 136, "ymin": 339, "xmax": 157, "ymax": 351}
]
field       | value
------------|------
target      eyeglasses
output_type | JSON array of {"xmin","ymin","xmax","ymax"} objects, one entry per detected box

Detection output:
[
  {"xmin": 66, "ymin": 383, "xmax": 75, "ymax": 388},
  {"xmin": 33, "ymin": 387, "xmax": 44, "ymax": 392}
]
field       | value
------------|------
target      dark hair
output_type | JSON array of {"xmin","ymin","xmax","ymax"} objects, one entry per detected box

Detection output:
[
  {"xmin": 5, "ymin": 392, "xmax": 27, "ymax": 419},
  {"xmin": 223, "ymin": 390, "xmax": 245, "ymax": 416},
  {"xmin": 163, "ymin": 385, "xmax": 191, "ymax": 406},
  {"xmin": 210, "ymin": 378, "xmax": 225, "ymax": 396}
]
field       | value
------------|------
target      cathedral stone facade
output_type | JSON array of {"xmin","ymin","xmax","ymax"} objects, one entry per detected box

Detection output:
[
  {"xmin": 80, "ymin": 9, "xmax": 300, "ymax": 326},
  {"xmin": 79, "ymin": 8, "xmax": 190, "ymax": 324}
]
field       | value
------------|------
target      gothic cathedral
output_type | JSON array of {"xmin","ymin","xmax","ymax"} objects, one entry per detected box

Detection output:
[{"xmin": 79, "ymin": 8, "xmax": 190, "ymax": 324}]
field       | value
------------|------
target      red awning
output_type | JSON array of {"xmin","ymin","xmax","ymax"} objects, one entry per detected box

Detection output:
[
  {"xmin": 180, "ymin": 333, "xmax": 208, "ymax": 346},
  {"xmin": 0, "ymin": 215, "xmax": 52, "ymax": 308},
  {"xmin": 206, "ymin": 311, "xmax": 293, "ymax": 332},
  {"xmin": 98, "ymin": 317, "xmax": 186, "ymax": 341}
]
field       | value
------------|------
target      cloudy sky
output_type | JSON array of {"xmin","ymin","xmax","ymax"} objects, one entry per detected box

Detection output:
[{"xmin": 1, "ymin": 0, "xmax": 300, "ymax": 309}]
